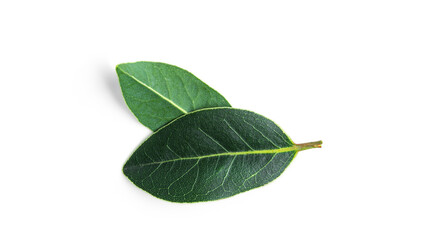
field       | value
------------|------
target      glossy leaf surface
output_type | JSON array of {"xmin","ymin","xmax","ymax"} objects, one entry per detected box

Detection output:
[
  {"xmin": 116, "ymin": 61, "xmax": 231, "ymax": 131},
  {"xmin": 123, "ymin": 108, "xmax": 322, "ymax": 202}
]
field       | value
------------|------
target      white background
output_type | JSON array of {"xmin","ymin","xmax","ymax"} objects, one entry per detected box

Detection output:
[{"xmin": 1, "ymin": 1, "xmax": 426, "ymax": 239}]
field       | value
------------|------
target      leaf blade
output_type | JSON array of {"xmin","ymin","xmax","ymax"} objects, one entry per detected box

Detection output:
[
  {"xmin": 116, "ymin": 62, "xmax": 231, "ymax": 130},
  {"xmin": 123, "ymin": 108, "xmax": 320, "ymax": 202}
]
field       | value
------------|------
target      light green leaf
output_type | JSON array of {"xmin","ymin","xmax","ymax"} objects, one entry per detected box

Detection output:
[
  {"xmin": 116, "ymin": 61, "xmax": 231, "ymax": 131},
  {"xmin": 123, "ymin": 108, "xmax": 322, "ymax": 203}
]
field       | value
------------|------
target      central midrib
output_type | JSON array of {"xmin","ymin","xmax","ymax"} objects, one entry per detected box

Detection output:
[
  {"xmin": 137, "ymin": 145, "xmax": 299, "ymax": 167},
  {"xmin": 118, "ymin": 66, "xmax": 188, "ymax": 114}
]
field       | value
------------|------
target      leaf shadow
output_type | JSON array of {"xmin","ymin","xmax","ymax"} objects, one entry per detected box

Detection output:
[{"xmin": 100, "ymin": 64, "xmax": 138, "ymax": 122}]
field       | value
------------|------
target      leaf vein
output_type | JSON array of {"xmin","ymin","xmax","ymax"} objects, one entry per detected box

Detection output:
[
  {"xmin": 117, "ymin": 66, "xmax": 187, "ymax": 113},
  {"xmin": 243, "ymin": 119, "xmax": 282, "ymax": 148},
  {"xmin": 223, "ymin": 119, "xmax": 255, "ymax": 150},
  {"xmin": 167, "ymin": 159, "xmax": 200, "ymax": 196},
  {"xmin": 240, "ymin": 153, "xmax": 278, "ymax": 189},
  {"xmin": 198, "ymin": 127, "xmax": 229, "ymax": 152}
]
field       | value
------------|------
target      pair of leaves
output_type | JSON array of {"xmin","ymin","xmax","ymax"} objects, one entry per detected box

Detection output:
[{"xmin": 117, "ymin": 61, "xmax": 321, "ymax": 203}]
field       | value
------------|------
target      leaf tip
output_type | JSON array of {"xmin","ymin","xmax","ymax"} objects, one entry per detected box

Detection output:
[{"xmin": 115, "ymin": 64, "xmax": 123, "ymax": 73}]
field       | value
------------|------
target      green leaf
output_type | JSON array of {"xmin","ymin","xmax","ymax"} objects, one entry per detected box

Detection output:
[
  {"xmin": 123, "ymin": 108, "xmax": 322, "ymax": 203},
  {"xmin": 116, "ymin": 61, "xmax": 231, "ymax": 131}
]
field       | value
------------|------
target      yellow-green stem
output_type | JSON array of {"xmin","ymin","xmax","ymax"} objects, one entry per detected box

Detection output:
[{"xmin": 295, "ymin": 140, "xmax": 323, "ymax": 151}]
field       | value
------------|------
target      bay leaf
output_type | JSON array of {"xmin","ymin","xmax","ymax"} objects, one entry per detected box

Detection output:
[
  {"xmin": 123, "ymin": 108, "xmax": 322, "ymax": 203},
  {"xmin": 116, "ymin": 61, "xmax": 231, "ymax": 131}
]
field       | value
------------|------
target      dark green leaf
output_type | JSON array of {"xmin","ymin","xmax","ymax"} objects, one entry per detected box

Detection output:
[
  {"xmin": 123, "ymin": 108, "xmax": 322, "ymax": 203},
  {"xmin": 116, "ymin": 61, "xmax": 231, "ymax": 131}
]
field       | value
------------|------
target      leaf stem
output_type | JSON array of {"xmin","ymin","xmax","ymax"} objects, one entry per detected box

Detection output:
[{"xmin": 295, "ymin": 140, "xmax": 323, "ymax": 151}]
